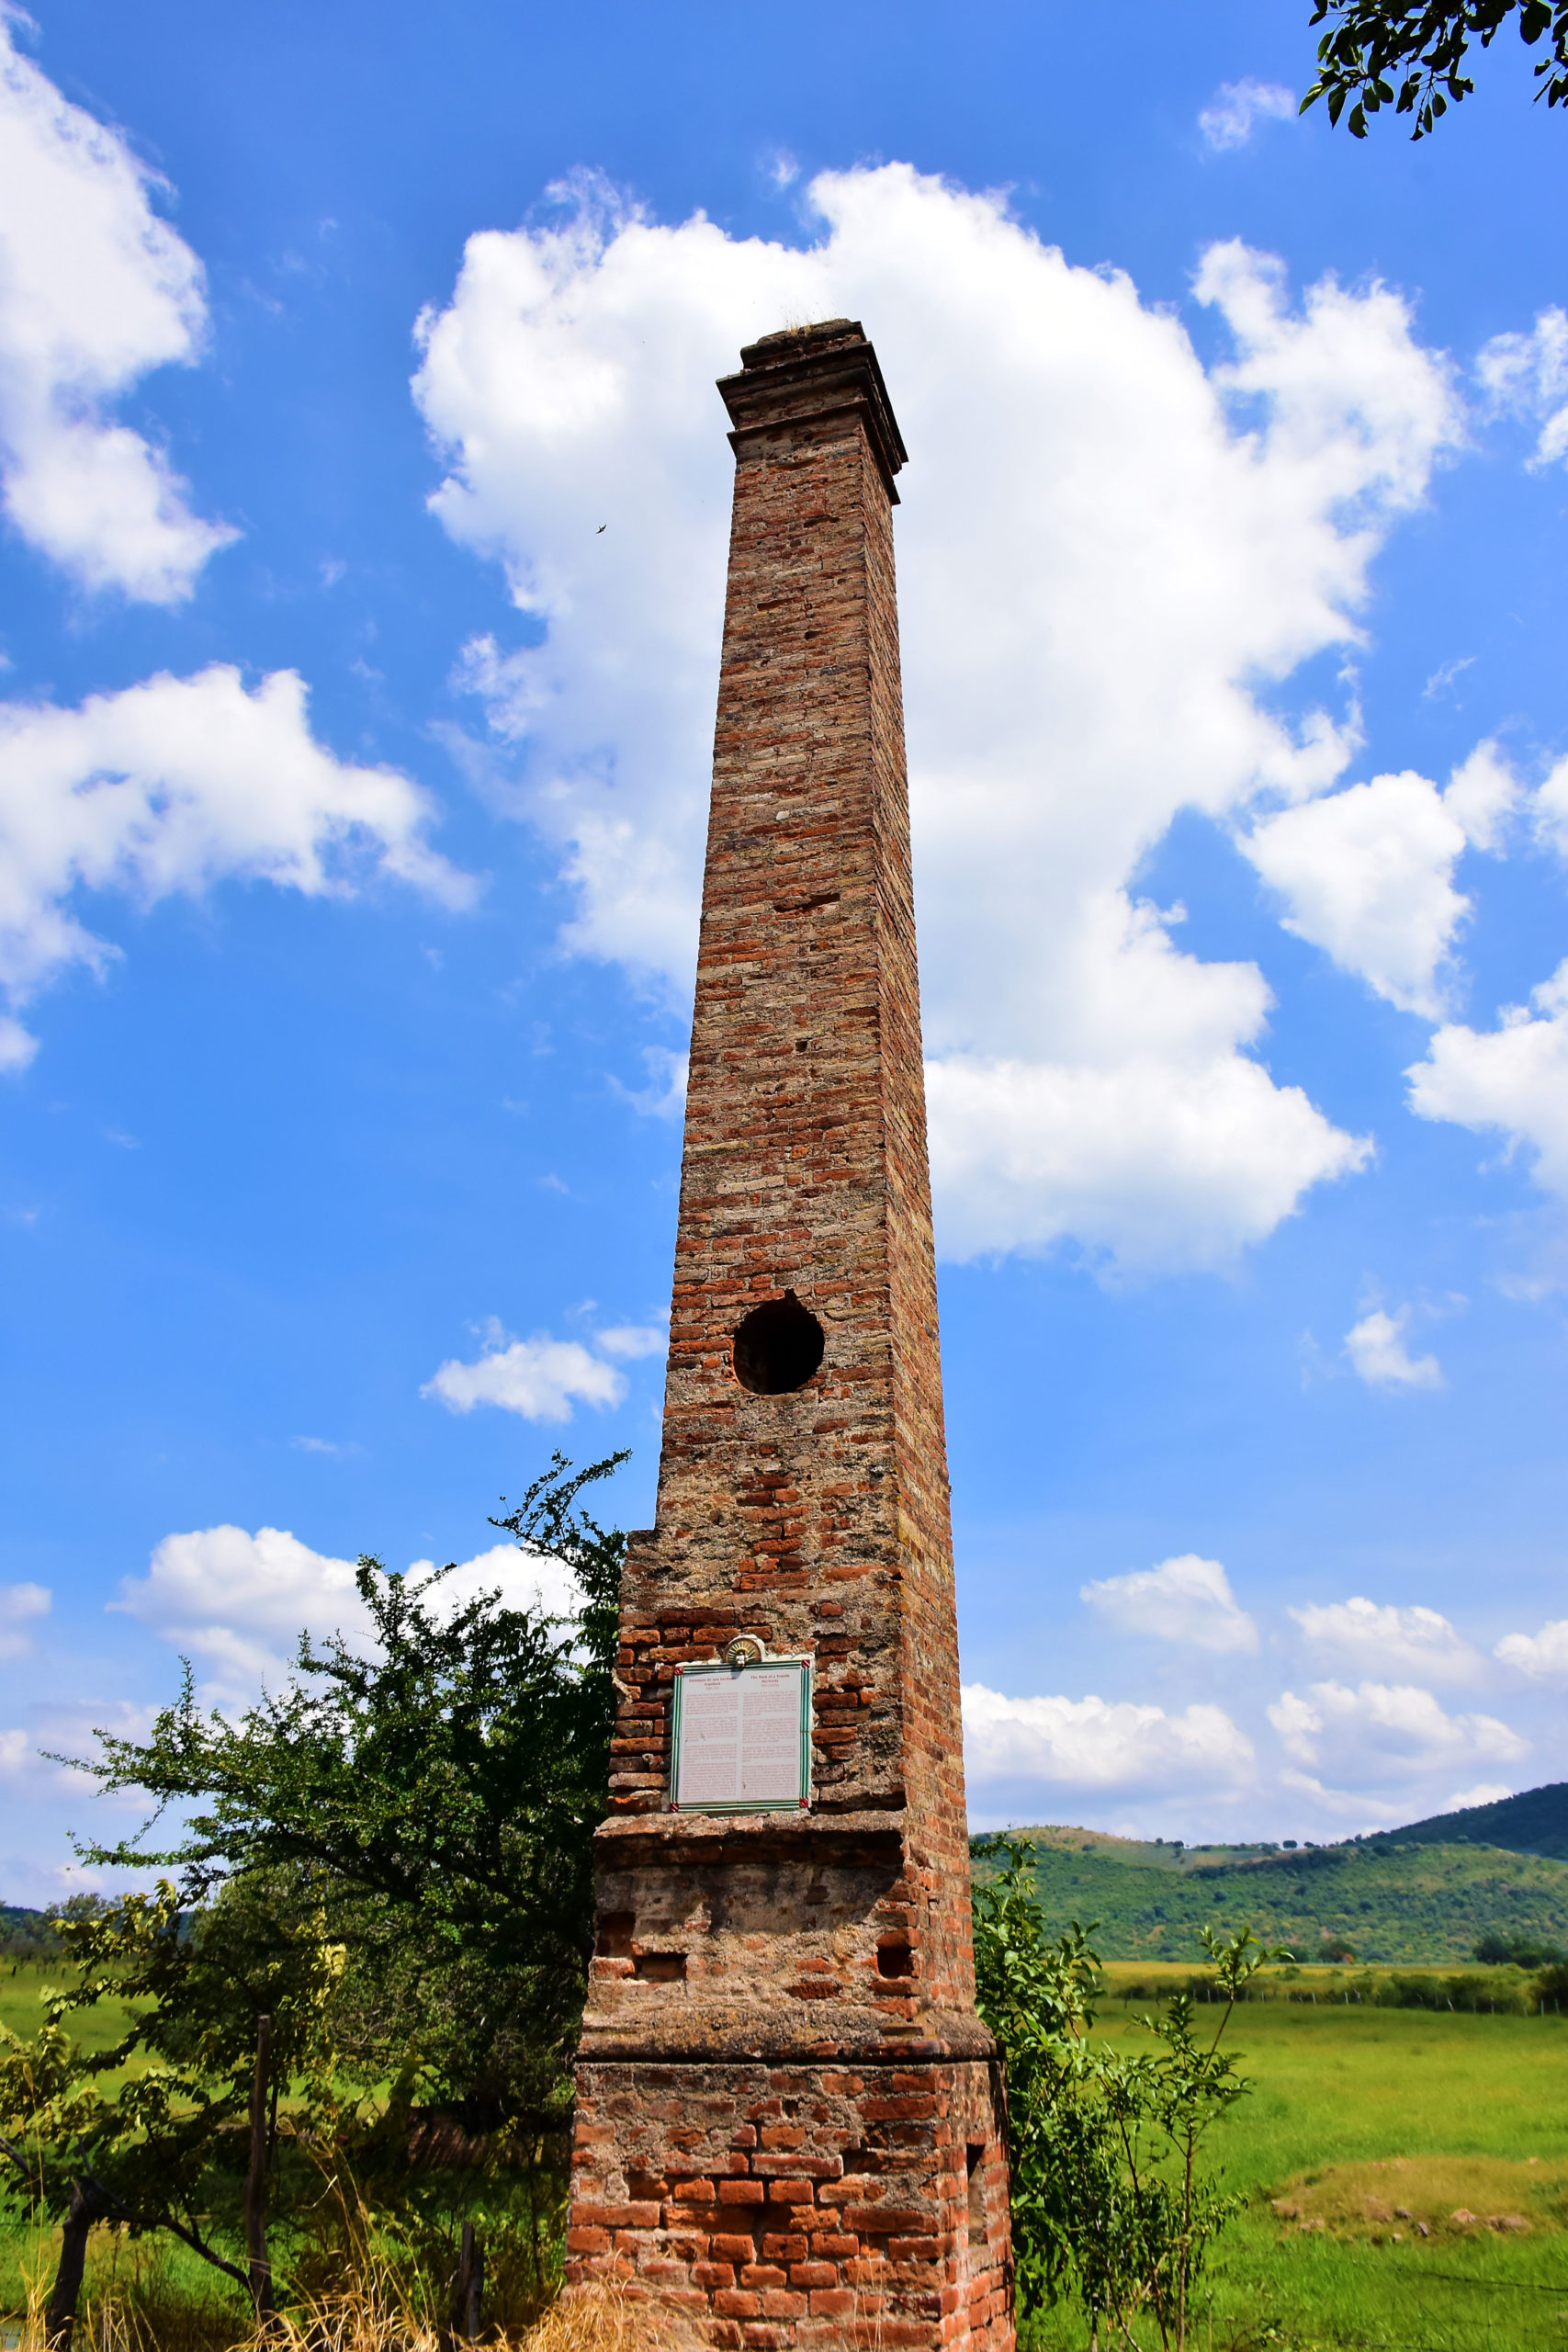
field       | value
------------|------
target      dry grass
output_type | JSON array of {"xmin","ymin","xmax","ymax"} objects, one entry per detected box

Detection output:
[
  {"xmin": 1267, "ymin": 2152, "xmax": 1568, "ymax": 2244},
  {"xmin": 0, "ymin": 2278, "xmax": 681, "ymax": 2352},
  {"xmin": 226, "ymin": 2277, "xmax": 678, "ymax": 2352},
  {"xmin": 513, "ymin": 2281, "xmax": 682, "ymax": 2352}
]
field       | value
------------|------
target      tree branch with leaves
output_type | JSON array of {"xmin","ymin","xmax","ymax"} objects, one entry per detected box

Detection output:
[{"xmin": 1302, "ymin": 0, "xmax": 1568, "ymax": 137}]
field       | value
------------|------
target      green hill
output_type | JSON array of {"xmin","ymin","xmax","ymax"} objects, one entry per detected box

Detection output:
[
  {"xmin": 971, "ymin": 1823, "xmax": 1568, "ymax": 1963},
  {"xmin": 1387, "ymin": 1781, "xmax": 1568, "ymax": 1860}
]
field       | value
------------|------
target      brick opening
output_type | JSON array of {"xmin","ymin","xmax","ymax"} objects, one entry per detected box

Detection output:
[
  {"xmin": 596, "ymin": 1911, "xmax": 635, "ymax": 1957},
  {"xmin": 633, "ymin": 1952, "xmax": 687, "ymax": 1984},
  {"xmin": 732, "ymin": 1291, "xmax": 825, "ymax": 1395},
  {"xmin": 876, "ymin": 1937, "xmax": 914, "ymax": 1978},
  {"xmin": 966, "ymin": 2143, "xmax": 987, "ymax": 2245}
]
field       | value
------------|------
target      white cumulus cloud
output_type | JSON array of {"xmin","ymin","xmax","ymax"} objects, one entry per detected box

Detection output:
[
  {"xmin": 412, "ymin": 164, "xmax": 1463, "ymax": 1278},
  {"xmin": 1408, "ymin": 957, "xmax": 1568, "ymax": 1210},
  {"xmin": 422, "ymin": 1317, "xmax": 627, "ymax": 1420},
  {"xmin": 0, "ymin": 16, "xmax": 234, "ymax": 597},
  {"xmin": 1241, "ymin": 745, "xmax": 1517, "ymax": 1018},
  {"xmin": 1402, "ymin": 752, "xmax": 1568, "ymax": 1215},
  {"xmin": 1535, "ymin": 752, "xmax": 1568, "ymax": 865},
  {"xmin": 1080, "ymin": 1554, "xmax": 1258, "ymax": 1654},
  {"xmin": 1199, "ymin": 80, "xmax": 1297, "ymax": 152},
  {"xmin": 1477, "ymin": 306, "xmax": 1568, "ymax": 469},
  {"xmin": 0, "ymin": 663, "xmax": 472, "ymax": 1067},
  {"xmin": 1290, "ymin": 1595, "xmax": 1482, "ymax": 1683},
  {"xmin": 1269, "ymin": 1679, "xmax": 1527, "ymax": 1808},
  {"xmin": 924, "ymin": 1041, "xmax": 1366, "ymax": 1275},
  {"xmin": 1495, "ymin": 1618, "xmax": 1568, "ymax": 1683},
  {"xmin": 1446, "ymin": 1781, "xmax": 1514, "ymax": 1810},
  {"xmin": 0, "ymin": 1580, "xmax": 49, "ymax": 1659},
  {"xmin": 593, "ymin": 1322, "xmax": 667, "ymax": 1361},
  {"xmin": 115, "ymin": 1524, "xmax": 584, "ymax": 1702},
  {"xmin": 962, "ymin": 1683, "xmax": 1255, "ymax": 1798},
  {"xmin": 1345, "ymin": 1306, "xmax": 1444, "ymax": 1390}
]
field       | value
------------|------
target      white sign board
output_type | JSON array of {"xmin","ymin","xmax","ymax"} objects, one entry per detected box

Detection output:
[{"xmin": 670, "ymin": 1659, "xmax": 812, "ymax": 1813}]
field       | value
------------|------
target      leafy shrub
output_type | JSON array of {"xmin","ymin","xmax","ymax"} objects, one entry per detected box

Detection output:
[{"xmin": 972, "ymin": 1836, "xmax": 1282, "ymax": 2349}]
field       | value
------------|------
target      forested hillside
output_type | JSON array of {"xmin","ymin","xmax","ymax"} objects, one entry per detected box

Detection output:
[
  {"xmin": 972, "ymin": 1824, "xmax": 1568, "ymax": 1962},
  {"xmin": 1390, "ymin": 1781, "xmax": 1568, "ymax": 1860}
]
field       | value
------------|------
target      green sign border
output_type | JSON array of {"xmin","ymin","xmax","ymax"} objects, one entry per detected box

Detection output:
[{"xmin": 668, "ymin": 1656, "xmax": 814, "ymax": 1814}]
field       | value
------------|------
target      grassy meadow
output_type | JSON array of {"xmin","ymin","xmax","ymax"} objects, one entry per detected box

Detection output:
[
  {"xmin": 0, "ymin": 1961, "xmax": 138, "ymax": 2066},
  {"xmin": 1016, "ymin": 1974, "xmax": 1568, "ymax": 2351}
]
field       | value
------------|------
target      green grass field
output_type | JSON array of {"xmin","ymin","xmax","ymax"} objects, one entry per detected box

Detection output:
[
  {"xmin": 0, "ymin": 1962, "xmax": 138, "ymax": 2064},
  {"xmin": 1019, "ymin": 1987, "xmax": 1568, "ymax": 2351}
]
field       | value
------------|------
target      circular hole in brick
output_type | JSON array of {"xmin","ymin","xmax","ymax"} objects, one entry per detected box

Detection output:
[{"xmin": 732, "ymin": 1291, "xmax": 824, "ymax": 1395}]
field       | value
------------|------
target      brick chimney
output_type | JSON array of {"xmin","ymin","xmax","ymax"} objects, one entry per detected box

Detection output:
[{"xmin": 567, "ymin": 320, "xmax": 1013, "ymax": 2351}]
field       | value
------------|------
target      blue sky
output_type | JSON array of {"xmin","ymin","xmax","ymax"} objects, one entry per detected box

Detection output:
[{"xmin": 3, "ymin": 0, "xmax": 1568, "ymax": 1901}]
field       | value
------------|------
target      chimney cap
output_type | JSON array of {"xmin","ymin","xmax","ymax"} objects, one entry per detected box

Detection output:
[
  {"xmin": 717, "ymin": 318, "xmax": 908, "ymax": 498},
  {"xmin": 743, "ymin": 317, "xmax": 858, "ymax": 353}
]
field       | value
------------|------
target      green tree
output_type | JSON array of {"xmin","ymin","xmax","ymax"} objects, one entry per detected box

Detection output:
[
  {"xmin": 61, "ymin": 1450, "xmax": 626, "ymax": 2130},
  {"xmin": 3, "ymin": 1453, "xmax": 627, "ymax": 2344},
  {"xmin": 0, "ymin": 1871, "xmax": 343, "ymax": 2343},
  {"xmin": 1302, "ymin": 0, "xmax": 1568, "ymax": 138}
]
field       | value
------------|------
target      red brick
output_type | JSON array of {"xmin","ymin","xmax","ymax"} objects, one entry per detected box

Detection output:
[
  {"xmin": 845, "ymin": 2207, "xmax": 931, "ymax": 2236},
  {"xmin": 711, "ymin": 2233, "xmax": 759, "ymax": 2263},
  {"xmin": 809, "ymin": 2289, "xmax": 858, "ymax": 2319},
  {"xmin": 718, "ymin": 2179, "xmax": 767, "ymax": 2205}
]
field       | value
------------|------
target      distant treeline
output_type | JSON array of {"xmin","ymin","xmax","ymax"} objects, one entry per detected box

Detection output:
[
  {"xmin": 1103, "ymin": 1962, "xmax": 1568, "ymax": 2017},
  {"xmin": 0, "ymin": 1904, "xmax": 66, "ymax": 1964}
]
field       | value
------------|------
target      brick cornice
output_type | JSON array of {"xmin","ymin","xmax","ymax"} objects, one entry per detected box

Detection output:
[{"xmin": 717, "ymin": 318, "xmax": 908, "ymax": 502}]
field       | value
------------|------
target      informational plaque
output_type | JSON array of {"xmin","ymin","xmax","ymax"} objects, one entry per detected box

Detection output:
[{"xmin": 670, "ymin": 1658, "xmax": 812, "ymax": 1813}]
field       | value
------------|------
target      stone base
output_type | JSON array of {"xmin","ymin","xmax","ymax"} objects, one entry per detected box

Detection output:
[{"xmin": 567, "ymin": 2056, "xmax": 1013, "ymax": 2350}]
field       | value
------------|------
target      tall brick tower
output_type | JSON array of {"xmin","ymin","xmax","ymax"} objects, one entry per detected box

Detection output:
[{"xmin": 568, "ymin": 321, "xmax": 1013, "ymax": 2351}]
